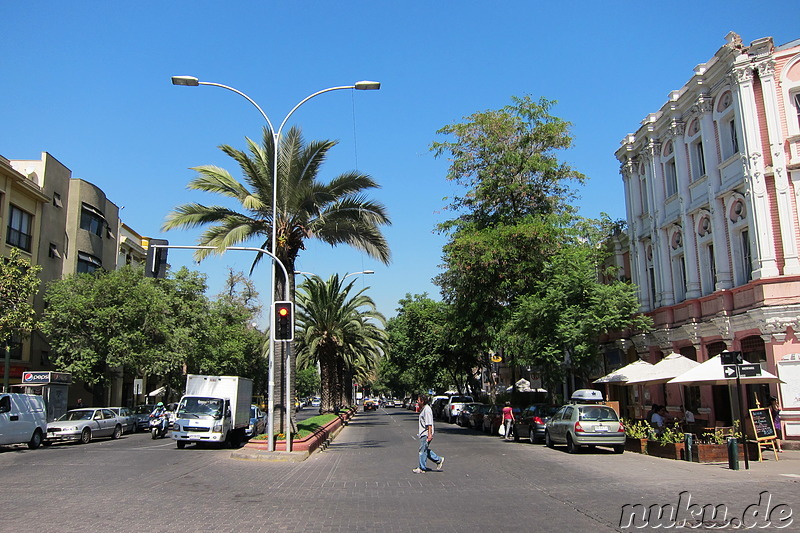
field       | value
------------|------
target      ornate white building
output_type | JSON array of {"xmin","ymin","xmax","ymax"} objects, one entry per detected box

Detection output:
[{"xmin": 614, "ymin": 33, "xmax": 800, "ymax": 439}]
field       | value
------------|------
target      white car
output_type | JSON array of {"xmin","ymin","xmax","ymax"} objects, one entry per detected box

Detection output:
[
  {"xmin": 0, "ymin": 393, "xmax": 47, "ymax": 449},
  {"xmin": 45, "ymin": 408, "xmax": 124, "ymax": 445}
]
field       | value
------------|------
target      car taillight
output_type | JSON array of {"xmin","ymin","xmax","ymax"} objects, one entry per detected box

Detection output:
[
  {"xmin": 617, "ymin": 422, "xmax": 625, "ymax": 433},
  {"xmin": 574, "ymin": 421, "xmax": 585, "ymax": 433},
  {"xmin": 533, "ymin": 416, "xmax": 543, "ymax": 425}
]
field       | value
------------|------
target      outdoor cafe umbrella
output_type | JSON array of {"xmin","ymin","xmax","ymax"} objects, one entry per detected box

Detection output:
[
  {"xmin": 625, "ymin": 352, "xmax": 700, "ymax": 385},
  {"xmin": 666, "ymin": 355, "xmax": 783, "ymax": 387},
  {"xmin": 593, "ymin": 359, "xmax": 656, "ymax": 384}
]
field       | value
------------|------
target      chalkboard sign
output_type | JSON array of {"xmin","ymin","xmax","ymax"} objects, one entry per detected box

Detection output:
[{"xmin": 749, "ymin": 408, "xmax": 776, "ymax": 441}]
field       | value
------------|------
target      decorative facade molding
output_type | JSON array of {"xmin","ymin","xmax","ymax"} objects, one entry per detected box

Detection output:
[
  {"xmin": 732, "ymin": 66, "xmax": 754, "ymax": 84},
  {"xmin": 668, "ymin": 120, "xmax": 686, "ymax": 138},
  {"xmin": 756, "ymin": 59, "xmax": 776, "ymax": 79}
]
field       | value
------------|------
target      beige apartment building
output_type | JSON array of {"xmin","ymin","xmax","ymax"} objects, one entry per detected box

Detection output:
[{"xmin": 2, "ymin": 152, "xmax": 148, "ymax": 406}]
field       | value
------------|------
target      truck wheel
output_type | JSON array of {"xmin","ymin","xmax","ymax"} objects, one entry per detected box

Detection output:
[
  {"xmin": 28, "ymin": 429, "xmax": 43, "ymax": 450},
  {"xmin": 176, "ymin": 441, "xmax": 186, "ymax": 449}
]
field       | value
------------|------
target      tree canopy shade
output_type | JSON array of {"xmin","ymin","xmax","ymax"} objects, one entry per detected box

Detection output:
[
  {"xmin": 0, "ymin": 247, "xmax": 42, "ymax": 346},
  {"xmin": 40, "ymin": 266, "xmax": 265, "ymax": 403},
  {"xmin": 294, "ymin": 274, "xmax": 386, "ymax": 414}
]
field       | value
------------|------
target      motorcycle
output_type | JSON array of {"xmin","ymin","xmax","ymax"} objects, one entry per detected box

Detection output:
[{"xmin": 149, "ymin": 413, "xmax": 169, "ymax": 439}]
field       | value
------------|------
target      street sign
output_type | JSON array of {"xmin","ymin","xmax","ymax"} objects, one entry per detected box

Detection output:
[
  {"xmin": 738, "ymin": 364, "xmax": 762, "ymax": 377},
  {"xmin": 721, "ymin": 351, "xmax": 743, "ymax": 365},
  {"xmin": 133, "ymin": 378, "xmax": 143, "ymax": 395},
  {"xmin": 723, "ymin": 365, "xmax": 739, "ymax": 378}
]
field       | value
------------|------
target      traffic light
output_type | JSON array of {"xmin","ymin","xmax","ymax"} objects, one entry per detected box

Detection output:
[
  {"xmin": 274, "ymin": 301, "xmax": 294, "ymax": 341},
  {"xmin": 144, "ymin": 238, "xmax": 169, "ymax": 278}
]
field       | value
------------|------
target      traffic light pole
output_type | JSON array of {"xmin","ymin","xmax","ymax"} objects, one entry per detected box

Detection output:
[{"xmin": 149, "ymin": 244, "xmax": 291, "ymax": 452}]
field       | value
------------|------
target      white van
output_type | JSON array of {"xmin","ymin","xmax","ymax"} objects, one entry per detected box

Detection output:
[{"xmin": 0, "ymin": 393, "xmax": 48, "ymax": 449}]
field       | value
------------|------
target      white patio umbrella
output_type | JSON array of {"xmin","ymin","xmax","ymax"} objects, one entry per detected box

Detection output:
[
  {"xmin": 593, "ymin": 359, "xmax": 656, "ymax": 384},
  {"xmin": 626, "ymin": 352, "xmax": 700, "ymax": 385},
  {"xmin": 667, "ymin": 355, "xmax": 783, "ymax": 386}
]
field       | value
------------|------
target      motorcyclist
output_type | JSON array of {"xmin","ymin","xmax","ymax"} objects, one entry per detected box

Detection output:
[{"xmin": 149, "ymin": 402, "xmax": 169, "ymax": 435}]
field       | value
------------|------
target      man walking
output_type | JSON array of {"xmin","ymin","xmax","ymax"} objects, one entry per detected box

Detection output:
[{"xmin": 413, "ymin": 394, "xmax": 444, "ymax": 473}]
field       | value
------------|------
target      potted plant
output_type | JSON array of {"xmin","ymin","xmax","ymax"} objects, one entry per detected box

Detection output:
[
  {"xmin": 646, "ymin": 423, "xmax": 686, "ymax": 460},
  {"xmin": 623, "ymin": 419, "xmax": 650, "ymax": 454}
]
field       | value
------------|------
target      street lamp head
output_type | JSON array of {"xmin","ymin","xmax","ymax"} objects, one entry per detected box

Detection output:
[
  {"xmin": 362, "ymin": 270, "xmax": 375, "ymax": 275},
  {"xmin": 171, "ymin": 75, "xmax": 200, "ymax": 86},
  {"xmin": 354, "ymin": 80, "xmax": 381, "ymax": 91}
]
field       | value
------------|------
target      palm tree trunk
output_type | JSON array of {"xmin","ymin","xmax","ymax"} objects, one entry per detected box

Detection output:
[{"xmin": 320, "ymin": 349, "xmax": 337, "ymax": 414}]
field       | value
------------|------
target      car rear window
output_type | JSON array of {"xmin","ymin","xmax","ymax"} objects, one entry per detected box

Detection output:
[
  {"xmin": 450, "ymin": 396, "xmax": 471, "ymax": 403},
  {"xmin": 578, "ymin": 407, "xmax": 618, "ymax": 421}
]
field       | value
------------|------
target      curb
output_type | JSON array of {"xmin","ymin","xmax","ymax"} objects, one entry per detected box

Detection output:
[{"xmin": 231, "ymin": 407, "xmax": 356, "ymax": 462}]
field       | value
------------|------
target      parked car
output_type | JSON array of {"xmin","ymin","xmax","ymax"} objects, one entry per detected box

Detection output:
[
  {"xmin": 456, "ymin": 403, "xmax": 483, "ymax": 427},
  {"xmin": 393, "ymin": 399, "xmax": 404, "ymax": 408},
  {"xmin": 45, "ymin": 408, "xmax": 124, "ymax": 445},
  {"xmin": 0, "ymin": 393, "xmax": 47, "ymax": 449},
  {"xmin": 483, "ymin": 405, "xmax": 521, "ymax": 435},
  {"xmin": 246, "ymin": 404, "xmax": 267, "ymax": 437},
  {"xmin": 545, "ymin": 400, "xmax": 625, "ymax": 454},
  {"xmin": 513, "ymin": 404, "xmax": 559, "ymax": 443},
  {"xmin": 482, "ymin": 405, "xmax": 502, "ymax": 434},
  {"xmin": 468, "ymin": 404, "xmax": 491, "ymax": 430},
  {"xmin": 107, "ymin": 407, "xmax": 137, "ymax": 433},
  {"xmin": 442, "ymin": 395, "xmax": 474, "ymax": 424},
  {"xmin": 131, "ymin": 404, "xmax": 155, "ymax": 431},
  {"xmin": 430, "ymin": 396, "xmax": 451, "ymax": 420},
  {"xmin": 363, "ymin": 399, "xmax": 378, "ymax": 411}
]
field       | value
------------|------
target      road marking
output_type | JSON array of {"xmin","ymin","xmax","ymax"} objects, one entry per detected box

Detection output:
[{"xmin": 780, "ymin": 473, "xmax": 800, "ymax": 478}]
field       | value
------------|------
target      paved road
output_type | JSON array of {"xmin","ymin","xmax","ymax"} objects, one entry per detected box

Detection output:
[{"xmin": 1, "ymin": 406, "xmax": 799, "ymax": 532}]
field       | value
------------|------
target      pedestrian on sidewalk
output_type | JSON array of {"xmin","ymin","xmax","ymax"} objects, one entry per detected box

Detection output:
[
  {"xmin": 413, "ymin": 394, "xmax": 444, "ymax": 473},
  {"xmin": 770, "ymin": 396, "xmax": 783, "ymax": 452},
  {"xmin": 502, "ymin": 401, "xmax": 515, "ymax": 440}
]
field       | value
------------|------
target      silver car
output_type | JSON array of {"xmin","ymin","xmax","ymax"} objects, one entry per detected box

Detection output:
[
  {"xmin": 545, "ymin": 404, "xmax": 625, "ymax": 454},
  {"xmin": 108, "ymin": 407, "xmax": 137, "ymax": 433},
  {"xmin": 45, "ymin": 408, "xmax": 124, "ymax": 445}
]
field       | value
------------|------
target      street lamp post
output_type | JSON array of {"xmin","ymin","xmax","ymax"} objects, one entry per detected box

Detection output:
[{"xmin": 171, "ymin": 76, "xmax": 379, "ymax": 452}]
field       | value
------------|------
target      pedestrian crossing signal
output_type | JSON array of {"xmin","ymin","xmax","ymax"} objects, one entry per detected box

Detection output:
[{"xmin": 274, "ymin": 301, "xmax": 294, "ymax": 341}]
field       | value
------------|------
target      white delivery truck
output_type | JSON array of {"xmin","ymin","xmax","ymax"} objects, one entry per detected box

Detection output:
[
  {"xmin": 0, "ymin": 393, "xmax": 48, "ymax": 449},
  {"xmin": 171, "ymin": 375, "xmax": 253, "ymax": 449}
]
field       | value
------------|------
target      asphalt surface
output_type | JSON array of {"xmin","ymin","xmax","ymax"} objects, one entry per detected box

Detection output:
[{"xmin": 1, "ymin": 406, "xmax": 799, "ymax": 532}]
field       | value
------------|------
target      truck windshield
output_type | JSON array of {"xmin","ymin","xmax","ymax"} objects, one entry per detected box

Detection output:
[{"xmin": 177, "ymin": 397, "xmax": 224, "ymax": 419}]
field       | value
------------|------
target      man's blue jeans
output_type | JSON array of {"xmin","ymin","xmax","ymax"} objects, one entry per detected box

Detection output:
[{"xmin": 419, "ymin": 436, "xmax": 441, "ymax": 470}]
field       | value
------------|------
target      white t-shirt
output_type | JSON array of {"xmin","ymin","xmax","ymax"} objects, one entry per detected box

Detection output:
[{"xmin": 418, "ymin": 404, "xmax": 434, "ymax": 437}]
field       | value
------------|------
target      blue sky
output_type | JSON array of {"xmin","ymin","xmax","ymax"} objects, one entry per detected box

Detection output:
[{"xmin": 3, "ymin": 2, "xmax": 800, "ymax": 321}]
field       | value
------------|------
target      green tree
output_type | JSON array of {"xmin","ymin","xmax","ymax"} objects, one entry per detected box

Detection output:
[
  {"xmin": 41, "ymin": 266, "xmax": 178, "ymax": 403},
  {"xmin": 295, "ymin": 366, "xmax": 320, "ymax": 400},
  {"xmin": 163, "ymin": 127, "xmax": 392, "ymax": 429},
  {"xmin": 0, "ymin": 248, "xmax": 42, "ymax": 345},
  {"xmin": 384, "ymin": 294, "xmax": 451, "ymax": 394},
  {"xmin": 503, "ymin": 220, "xmax": 651, "ymax": 393},
  {"xmin": 1, "ymin": 248, "xmax": 42, "ymax": 390},
  {"xmin": 431, "ymin": 96, "xmax": 586, "ymax": 393},
  {"xmin": 294, "ymin": 274, "xmax": 386, "ymax": 414}
]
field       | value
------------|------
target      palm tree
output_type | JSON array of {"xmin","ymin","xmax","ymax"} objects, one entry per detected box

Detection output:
[
  {"xmin": 163, "ymin": 126, "xmax": 391, "ymax": 430},
  {"xmin": 295, "ymin": 274, "xmax": 387, "ymax": 414}
]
